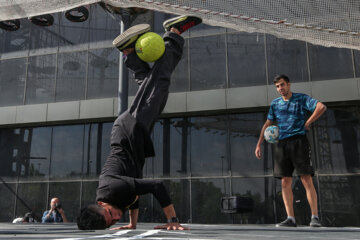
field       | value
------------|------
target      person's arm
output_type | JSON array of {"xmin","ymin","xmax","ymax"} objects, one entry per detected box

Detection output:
[
  {"xmin": 255, "ymin": 119, "xmax": 273, "ymax": 159},
  {"xmin": 110, "ymin": 208, "xmax": 139, "ymax": 230},
  {"xmin": 57, "ymin": 208, "xmax": 69, "ymax": 223},
  {"xmin": 42, "ymin": 210, "xmax": 52, "ymax": 223},
  {"xmin": 154, "ymin": 204, "xmax": 189, "ymax": 230},
  {"xmin": 305, "ymin": 102, "xmax": 327, "ymax": 130}
]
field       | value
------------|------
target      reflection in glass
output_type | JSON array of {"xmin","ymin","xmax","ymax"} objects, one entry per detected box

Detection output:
[
  {"xmin": 89, "ymin": 4, "xmax": 119, "ymax": 49},
  {"xmin": 81, "ymin": 181, "xmax": 98, "ymax": 207},
  {"xmin": 58, "ymin": 12, "xmax": 89, "ymax": 52},
  {"xmin": 87, "ymin": 48, "xmax": 119, "ymax": 99},
  {"xmin": 228, "ymin": 32, "xmax": 266, "ymax": 87},
  {"xmin": 308, "ymin": 45, "xmax": 353, "ymax": 81},
  {"xmin": 190, "ymin": 116, "xmax": 228, "ymax": 176},
  {"xmin": 170, "ymin": 39, "xmax": 189, "ymax": 92},
  {"xmin": 56, "ymin": 51, "xmax": 87, "ymax": 102},
  {"xmin": 190, "ymin": 35, "xmax": 226, "ymax": 91},
  {"xmin": 29, "ymin": 13, "xmax": 59, "ymax": 55},
  {"xmin": 16, "ymin": 183, "xmax": 48, "ymax": 222},
  {"xmin": 318, "ymin": 176, "xmax": 360, "ymax": 227},
  {"xmin": 26, "ymin": 54, "xmax": 56, "ymax": 104},
  {"xmin": 0, "ymin": 183, "xmax": 16, "ymax": 221},
  {"xmin": 0, "ymin": 128, "xmax": 22, "ymax": 179},
  {"xmin": 0, "ymin": 19, "xmax": 30, "ymax": 58},
  {"xmin": 191, "ymin": 178, "xmax": 231, "ymax": 223},
  {"xmin": 19, "ymin": 127, "xmax": 51, "ymax": 180},
  {"xmin": 83, "ymin": 124, "xmax": 99, "ymax": 178},
  {"xmin": 50, "ymin": 125, "xmax": 84, "ymax": 179},
  {"xmin": 0, "ymin": 58, "xmax": 26, "ymax": 106},
  {"xmin": 314, "ymin": 107, "xmax": 360, "ymax": 174},
  {"xmin": 266, "ymin": 35, "xmax": 308, "ymax": 83},
  {"xmin": 49, "ymin": 182, "xmax": 81, "ymax": 222},
  {"xmin": 232, "ymin": 177, "xmax": 275, "ymax": 224},
  {"xmin": 230, "ymin": 113, "xmax": 273, "ymax": 176},
  {"xmin": 353, "ymin": 50, "xmax": 360, "ymax": 77}
]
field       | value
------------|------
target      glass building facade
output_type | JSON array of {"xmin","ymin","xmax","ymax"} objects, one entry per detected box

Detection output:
[{"xmin": 0, "ymin": 4, "xmax": 359, "ymax": 227}]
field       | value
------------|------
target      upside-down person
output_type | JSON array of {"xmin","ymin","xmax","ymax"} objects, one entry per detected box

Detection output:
[{"xmin": 77, "ymin": 15, "xmax": 202, "ymax": 230}]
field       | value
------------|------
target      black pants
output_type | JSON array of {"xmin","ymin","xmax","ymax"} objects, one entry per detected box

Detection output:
[{"xmin": 126, "ymin": 31, "xmax": 184, "ymax": 133}]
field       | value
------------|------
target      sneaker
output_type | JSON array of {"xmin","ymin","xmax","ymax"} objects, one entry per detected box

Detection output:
[
  {"xmin": 310, "ymin": 217, "xmax": 322, "ymax": 227},
  {"xmin": 163, "ymin": 15, "xmax": 202, "ymax": 33},
  {"xmin": 112, "ymin": 23, "xmax": 150, "ymax": 51},
  {"xmin": 276, "ymin": 218, "xmax": 297, "ymax": 227}
]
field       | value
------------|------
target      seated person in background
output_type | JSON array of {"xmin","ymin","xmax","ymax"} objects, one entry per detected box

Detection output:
[
  {"xmin": 12, "ymin": 212, "xmax": 37, "ymax": 223},
  {"xmin": 42, "ymin": 197, "xmax": 69, "ymax": 223}
]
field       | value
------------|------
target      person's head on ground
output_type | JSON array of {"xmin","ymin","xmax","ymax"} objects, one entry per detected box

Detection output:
[
  {"xmin": 77, "ymin": 202, "xmax": 123, "ymax": 230},
  {"xmin": 273, "ymin": 74, "xmax": 291, "ymax": 98}
]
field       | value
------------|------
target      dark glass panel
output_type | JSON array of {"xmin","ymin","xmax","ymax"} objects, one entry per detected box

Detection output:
[
  {"xmin": 83, "ymin": 124, "xmax": 99, "ymax": 179},
  {"xmin": 56, "ymin": 51, "xmax": 87, "ymax": 102},
  {"xmin": 18, "ymin": 127, "xmax": 51, "ymax": 180},
  {"xmin": 313, "ymin": 107, "xmax": 360, "ymax": 174},
  {"xmin": 48, "ymin": 182, "xmax": 81, "ymax": 222},
  {"xmin": 87, "ymin": 48, "xmax": 119, "ymax": 99},
  {"xmin": 266, "ymin": 35, "xmax": 309, "ymax": 83},
  {"xmin": 50, "ymin": 125, "xmax": 84, "ymax": 179},
  {"xmin": 0, "ymin": 183, "xmax": 16, "ymax": 221},
  {"xmin": 191, "ymin": 178, "xmax": 232, "ymax": 223},
  {"xmin": 230, "ymin": 113, "xmax": 273, "ymax": 176},
  {"xmin": 81, "ymin": 181, "xmax": 98, "ymax": 207},
  {"xmin": 0, "ymin": 58, "xmax": 26, "ymax": 106},
  {"xmin": 318, "ymin": 176, "xmax": 360, "ymax": 227},
  {"xmin": 308, "ymin": 45, "xmax": 353, "ymax": 81},
  {"xmin": 15, "ymin": 182, "xmax": 47, "ymax": 222},
  {"xmin": 189, "ymin": 35, "xmax": 226, "ymax": 90},
  {"xmin": 228, "ymin": 32, "xmax": 266, "ymax": 87},
  {"xmin": 26, "ymin": 54, "xmax": 56, "ymax": 104},
  {"xmin": 232, "ymin": 177, "xmax": 275, "ymax": 224},
  {"xmin": 190, "ymin": 116, "xmax": 228, "ymax": 177}
]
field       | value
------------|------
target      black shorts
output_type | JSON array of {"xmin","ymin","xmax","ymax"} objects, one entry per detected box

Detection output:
[{"xmin": 272, "ymin": 134, "xmax": 314, "ymax": 178}]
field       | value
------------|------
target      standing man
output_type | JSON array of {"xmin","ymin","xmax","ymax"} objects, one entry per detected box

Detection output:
[
  {"xmin": 77, "ymin": 15, "xmax": 202, "ymax": 230},
  {"xmin": 42, "ymin": 197, "xmax": 69, "ymax": 223},
  {"xmin": 255, "ymin": 74, "xmax": 327, "ymax": 227}
]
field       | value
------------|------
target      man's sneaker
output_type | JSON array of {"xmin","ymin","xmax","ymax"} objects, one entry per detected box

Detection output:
[
  {"xmin": 275, "ymin": 218, "xmax": 297, "ymax": 227},
  {"xmin": 310, "ymin": 217, "xmax": 322, "ymax": 227},
  {"xmin": 112, "ymin": 24, "xmax": 150, "ymax": 51},
  {"xmin": 163, "ymin": 15, "xmax": 202, "ymax": 33}
]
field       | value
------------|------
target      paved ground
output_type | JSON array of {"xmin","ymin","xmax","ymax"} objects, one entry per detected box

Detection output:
[{"xmin": 0, "ymin": 222, "xmax": 360, "ymax": 240}]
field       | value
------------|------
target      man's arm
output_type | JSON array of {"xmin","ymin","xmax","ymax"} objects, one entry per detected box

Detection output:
[
  {"xmin": 305, "ymin": 102, "xmax": 327, "ymax": 130},
  {"xmin": 42, "ymin": 210, "xmax": 52, "ymax": 223},
  {"xmin": 57, "ymin": 208, "xmax": 69, "ymax": 223},
  {"xmin": 110, "ymin": 208, "xmax": 139, "ymax": 230},
  {"xmin": 255, "ymin": 119, "xmax": 273, "ymax": 159},
  {"xmin": 154, "ymin": 204, "xmax": 189, "ymax": 230}
]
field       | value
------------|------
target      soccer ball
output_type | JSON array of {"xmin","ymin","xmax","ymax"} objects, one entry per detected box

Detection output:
[
  {"xmin": 264, "ymin": 125, "xmax": 279, "ymax": 144},
  {"xmin": 135, "ymin": 32, "xmax": 165, "ymax": 62}
]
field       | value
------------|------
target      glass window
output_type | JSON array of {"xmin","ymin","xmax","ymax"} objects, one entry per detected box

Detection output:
[
  {"xmin": 29, "ymin": 13, "xmax": 60, "ymax": 55},
  {"xmin": 228, "ymin": 32, "xmax": 267, "ymax": 87},
  {"xmin": 318, "ymin": 175, "xmax": 360, "ymax": 227},
  {"xmin": 49, "ymin": 182, "xmax": 81, "ymax": 222},
  {"xmin": 266, "ymin": 35, "xmax": 309, "ymax": 83},
  {"xmin": 232, "ymin": 177, "xmax": 275, "ymax": 224},
  {"xmin": 56, "ymin": 51, "xmax": 87, "ymax": 102},
  {"xmin": 0, "ymin": 19, "xmax": 30, "ymax": 58},
  {"xmin": 26, "ymin": 54, "xmax": 56, "ymax": 104},
  {"xmin": 189, "ymin": 35, "xmax": 226, "ymax": 91},
  {"xmin": 50, "ymin": 125, "xmax": 84, "ymax": 179},
  {"xmin": 230, "ymin": 113, "xmax": 273, "ymax": 176},
  {"xmin": 352, "ymin": 50, "xmax": 360, "ymax": 77},
  {"xmin": 170, "ymin": 38, "xmax": 189, "ymax": 92},
  {"xmin": 191, "ymin": 178, "xmax": 232, "ymax": 224},
  {"xmin": 87, "ymin": 48, "xmax": 119, "ymax": 99},
  {"xmin": 58, "ymin": 10, "xmax": 90, "ymax": 52},
  {"xmin": 0, "ymin": 128, "xmax": 22, "ymax": 180},
  {"xmin": 81, "ymin": 181, "xmax": 98, "ymax": 207},
  {"xmin": 89, "ymin": 4, "xmax": 119, "ymax": 49},
  {"xmin": 0, "ymin": 58, "xmax": 26, "ymax": 106},
  {"xmin": 101, "ymin": 122, "xmax": 112, "ymax": 168},
  {"xmin": 308, "ymin": 45, "xmax": 354, "ymax": 81},
  {"xmin": 313, "ymin": 107, "xmax": 360, "ymax": 174},
  {"xmin": 83, "ymin": 124, "xmax": 99, "ymax": 178},
  {"xmin": 0, "ymin": 183, "xmax": 16, "ymax": 221},
  {"xmin": 18, "ymin": 127, "xmax": 51, "ymax": 180},
  {"xmin": 168, "ymin": 179, "xmax": 190, "ymax": 223},
  {"xmin": 15, "ymin": 183, "xmax": 48, "ymax": 222},
  {"xmin": 190, "ymin": 116, "xmax": 228, "ymax": 177}
]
